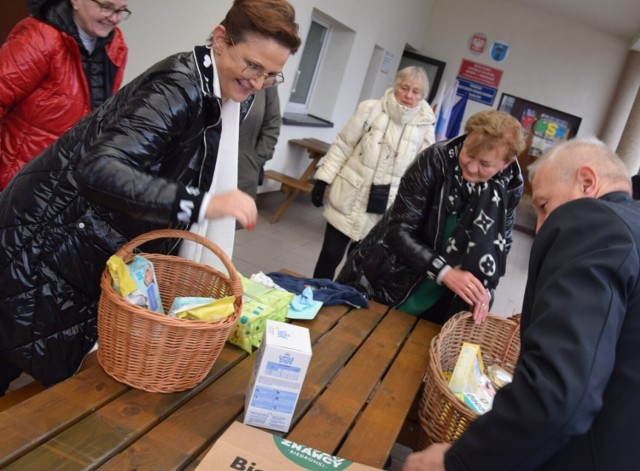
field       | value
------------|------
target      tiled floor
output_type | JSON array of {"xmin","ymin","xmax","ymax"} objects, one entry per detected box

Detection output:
[{"xmin": 6, "ymin": 189, "xmax": 535, "ymax": 470}]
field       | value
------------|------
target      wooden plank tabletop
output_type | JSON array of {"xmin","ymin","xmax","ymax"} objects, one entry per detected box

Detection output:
[
  {"xmin": 1, "ymin": 345, "xmax": 249, "ymax": 470},
  {"xmin": 0, "ymin": 299, "xmax": 440, "ymax": 470},
  {"xmin": 99, "ymin": 305, "xmax": 352, "ymax": 470},
  {"xmin": 0, "ymin": 363, "xmax": 128, "ymax": 467},
  {"xmin": 286, "ymin": 305, "xmax": 415, "ymax": 450},
  {"xmin": 338, "ymin": 317, "xmax": 441, "ymax": 467}
]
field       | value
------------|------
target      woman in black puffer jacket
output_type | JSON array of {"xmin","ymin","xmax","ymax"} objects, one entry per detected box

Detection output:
[{"xmin": 0, "ymin": 0, "xmax": 300, "ymax": 394}]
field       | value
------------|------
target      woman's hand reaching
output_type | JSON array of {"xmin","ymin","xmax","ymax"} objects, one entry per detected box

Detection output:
[
  {"xmin": 205, "ymin": 189, "xmax": 258, "ymax": 230},
  {"xmin": 442, "ymin": 267, "xmax": 491, "ymax": 323}
]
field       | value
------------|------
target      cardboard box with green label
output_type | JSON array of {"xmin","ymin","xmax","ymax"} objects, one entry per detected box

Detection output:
[{"xmin": 196, "ymin": 422, "xmax": 381, "ymax": 470}]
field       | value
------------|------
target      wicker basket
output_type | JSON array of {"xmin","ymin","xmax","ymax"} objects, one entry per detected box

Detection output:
[
  {"xmin": 417, "ymin": 311, "xmax": 521, "ymax": 448},
  {"xmin": 97, "ymin": 229, "xmax": 242, "ymax": 393}
]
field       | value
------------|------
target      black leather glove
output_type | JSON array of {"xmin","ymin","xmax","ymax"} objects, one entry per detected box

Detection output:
[{"xmin": 311, "ymin": 180, "xmax": 328, "ymax": 207}]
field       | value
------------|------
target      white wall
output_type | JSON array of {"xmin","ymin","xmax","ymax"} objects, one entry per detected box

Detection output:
[
  {"xmin": 119, "ymin": 0, "xmax": 629, "ymax": 191},
  {"xmin": 420, "ymin": 0, "xmax": 629, "ymax": 138},
  {"xmin": 119, "ymin": 0, "xmax": 436, "ymax": 191},
  {"xmin": 120, "ymin": 0, "xmax": 233, "ymax": 83}
]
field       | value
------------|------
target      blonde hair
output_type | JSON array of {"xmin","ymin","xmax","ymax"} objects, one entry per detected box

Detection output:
[{"xmin": 394, "ymin": 66, "xmax": 429, "ymax": 100}]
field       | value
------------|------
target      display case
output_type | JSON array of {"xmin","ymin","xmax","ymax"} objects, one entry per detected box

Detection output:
[{"xmin": 497, "ymin": 93, "xmax": 581, "ymax": 157}]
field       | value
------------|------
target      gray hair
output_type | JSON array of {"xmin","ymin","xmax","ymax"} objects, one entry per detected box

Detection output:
[
  {"xmin": 394, "ymin": 66, "xmax": 429, "ymax": 100},
  {"xmin": 528, "ymin": 137, "xmax": 630, "ymax": 185}
]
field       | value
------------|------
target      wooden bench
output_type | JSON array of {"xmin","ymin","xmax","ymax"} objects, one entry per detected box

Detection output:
[
  {"xmin": 263, "ymin": 169, "xmax": 315, "ymax": 193},
  {"xmin": 264, "ymin": 137, "xmax": 330, "ymax": 223}
]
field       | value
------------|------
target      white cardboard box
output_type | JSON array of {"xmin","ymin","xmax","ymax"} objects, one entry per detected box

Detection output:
[
  {"xmin": 196, "ymin": 422, "xmax": 381, "ymax": 470},
  {"xmin": 244, "ymin": 319, "xmax": 312, "ymax": 432}
]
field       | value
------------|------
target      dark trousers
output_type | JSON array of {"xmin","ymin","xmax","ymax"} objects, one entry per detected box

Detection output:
[
  {"xmin": 0, "ymin": 356, "xmax": 22, "ymax": 396},
  {"xmin": 313, "ymin": 223, "xmax": 357, "ymax": 280}
]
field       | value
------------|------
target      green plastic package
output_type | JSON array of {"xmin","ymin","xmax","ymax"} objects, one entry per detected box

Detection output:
[{"xmin": 227, "ymin": 276, "xmax": 294, "ymax": 352}]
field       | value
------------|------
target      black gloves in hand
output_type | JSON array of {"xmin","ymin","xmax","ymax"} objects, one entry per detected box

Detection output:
[{"xmin": 311, "ymin": 180, "xmax": 328, "ymax": 207}]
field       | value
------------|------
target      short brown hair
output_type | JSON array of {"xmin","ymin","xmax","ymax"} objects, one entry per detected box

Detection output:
[
  {"xmin": 220, "ymin": 0, "xmax": 301, "ymax": 53},
  {"xmin": 464, "ymin": 110, "xmax": 526, "ymax": 161}
]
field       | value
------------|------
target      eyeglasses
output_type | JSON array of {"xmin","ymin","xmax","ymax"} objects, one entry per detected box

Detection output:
[
  {"xmin": 228, "ymin": 35, "xmax": 284, "ymax": 88},
  {"xmin": 89, "ymin": 0, "xmax": 132, "ymax": 20}
]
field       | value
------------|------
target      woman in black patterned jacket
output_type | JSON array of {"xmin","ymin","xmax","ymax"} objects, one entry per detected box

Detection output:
[
  {"xmin": 337, "ymin": 110, "xmax": 525, "ymax": 325},
  {"xmin": 0, "ymin": 0, "xmax": 300, "ymax": 394}
]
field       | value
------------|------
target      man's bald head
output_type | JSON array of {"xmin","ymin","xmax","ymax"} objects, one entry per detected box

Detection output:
[{"xmin": 529, "ymin": 138, "xmax": 631, "ymax": 233}]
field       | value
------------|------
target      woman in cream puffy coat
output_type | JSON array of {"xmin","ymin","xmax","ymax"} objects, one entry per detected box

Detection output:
[{"xmin": 311, "ymin": 66, "xmax": 436, "ymax": 279}]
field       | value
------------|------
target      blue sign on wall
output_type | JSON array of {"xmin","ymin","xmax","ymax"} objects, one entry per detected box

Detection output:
[{"xmin": 456, "ymin": 77, "xmax": 497, "ymax": 106}]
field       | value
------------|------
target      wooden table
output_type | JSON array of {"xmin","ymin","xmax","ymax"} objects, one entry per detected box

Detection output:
[
  {"xmin": 0, "ymin": 301, "xmax": 440, "ymax": 470},
  {"xmin": 264, "ymin": 137, "xmax": 331, "ymax": 223}
]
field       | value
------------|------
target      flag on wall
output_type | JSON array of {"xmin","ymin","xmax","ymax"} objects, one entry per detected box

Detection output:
[
  {"xmin": 434, "ymin": 81, "xmax": 468, "ymax": 141},
  {"xmin": 434, "ymin": 81, "xmax": 459, "ymax": 141},
  {"xmin": 446, "ymin": 92, "xmax": 468, "ymax": 138}
]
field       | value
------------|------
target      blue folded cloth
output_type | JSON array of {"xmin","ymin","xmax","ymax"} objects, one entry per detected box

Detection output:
[{"xmin": 266, "ymin": 273, "xmax": 369, "ymax": 308}]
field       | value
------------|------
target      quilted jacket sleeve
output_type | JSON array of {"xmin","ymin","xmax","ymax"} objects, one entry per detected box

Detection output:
[
  {"xmin": 74, "ymin": 58, "xmax": 207, "ymax": 226},
  {"xmin": 314, "ymin": 99, "xmax": 376, "ymax": 184},
  {"xmin": 0, "ymin": 18, "xmax": 54, "ymax": 121},
  {"xmin": 419, "ymin": 101, "xmax": 436, "ymax": 152},
  {"xmin": 503, "ymin": 159, "xmax": 524, "ymax": 260}
]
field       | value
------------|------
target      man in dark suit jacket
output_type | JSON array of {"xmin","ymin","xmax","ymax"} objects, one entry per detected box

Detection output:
[
  {"xmin": 404, "ymin": 138, "xmax": 640, "ymax": 471},
  {"xmin": 238, "ymin": 87, "xmax": 281, "ymax": 198}
]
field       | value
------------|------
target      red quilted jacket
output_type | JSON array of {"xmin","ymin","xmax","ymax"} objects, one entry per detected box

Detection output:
[{"xmin": 0, "ymin": 17, "xmax": 127, "ymax": 190}]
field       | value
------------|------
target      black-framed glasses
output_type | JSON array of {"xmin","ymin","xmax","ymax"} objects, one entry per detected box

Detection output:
[
  {"xmin": 89, "ymin": 0, "xmax": 132, "ymax": 20},
  {"xmin": 228, "ymin": 36, "xmax": 284, "ymax": 88}
]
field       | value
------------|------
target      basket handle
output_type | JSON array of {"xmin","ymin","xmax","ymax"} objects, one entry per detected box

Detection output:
[
  {"xmin": 114, "ymin": 229, "xmax": 240, "ymax": 283},
  {"xmin": 501, "ymin": 314, "xmax": 521, "ymax": 366}
]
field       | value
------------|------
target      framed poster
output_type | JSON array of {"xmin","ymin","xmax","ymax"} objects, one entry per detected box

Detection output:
[
  {"xmin": 398, "ymin": 50, "xmax": 446, "ymax": 104},
  {"xmin": 497, "ymin": 93, "xmax": 581, "ymax": 157}
]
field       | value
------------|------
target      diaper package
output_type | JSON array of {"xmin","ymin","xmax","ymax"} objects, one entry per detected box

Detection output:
[
  {"xmin": 227, "ymin": 275, "xmax": 294, "ymax": 353},
  {"xmin": 107, "ymin": 255, "xmax": 164, "ymax": 314},
  {"xmin": 168, "ymin": 296, "xmax": 236, "ymax": 321},
  {"xmin": 448, "ymin": 342, "xmax": 496, "ymax": 415}
]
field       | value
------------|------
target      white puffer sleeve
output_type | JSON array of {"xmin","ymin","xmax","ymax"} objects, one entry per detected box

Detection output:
[{"xmin": 314, "ymin": 99, "xmax": 378, "ymax": 184}]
